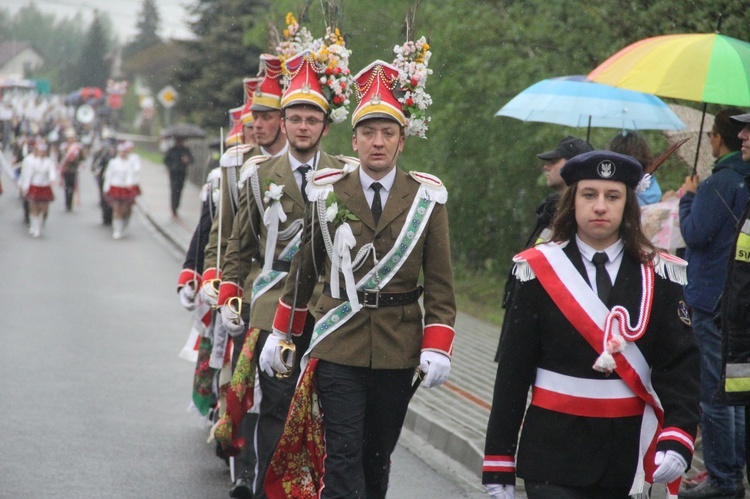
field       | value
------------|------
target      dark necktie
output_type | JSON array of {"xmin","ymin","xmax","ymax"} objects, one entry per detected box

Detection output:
[
  {"xmin": 298, "ymin": 165, "xmax": 311, "ymax": 203},
  {"xmin": 370, "ymin": 182, "xmax": 383, "ymax": 224},
  {"xmin": 592, "ymin": 252, "xmax": 612, "ymax": 303}
]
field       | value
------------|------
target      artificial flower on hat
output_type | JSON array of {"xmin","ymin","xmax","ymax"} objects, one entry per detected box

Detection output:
[
  {"xmin": 351, "ymin": 35, "xmax": 433, "ymax": 138},
  {"xmin": 276, "ymin": 12, "xmax": 353, "ymax": 123},
  {"xmin": 392, "ymin": 36, "xmax": 433, "ymax": 138}
]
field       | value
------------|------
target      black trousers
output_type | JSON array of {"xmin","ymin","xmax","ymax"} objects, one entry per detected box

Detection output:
[
  {"xmin": 525, "ymin": 481, "xmax": 633, "ymax": 499},
  {"xmin": 96, "ymin": 174, "xmax": 112, "ymax": 225},
  {"xmin": 316, "ymin": 360, "xmax": 415, "ymax": 499},
  {"xmin": 62, "ymin": 171, "xmax": 76, "ymax": 211},
  {"xmin": 230, "ymin": 308, "xmax": 257, "ymax": 483},
  {"xmin": 169, "ymin": 173, "xmax": 185, "ymax": 214},
  {"xmin": 253, "ymin": 316, "xmax": 314, "ymax": 499}
]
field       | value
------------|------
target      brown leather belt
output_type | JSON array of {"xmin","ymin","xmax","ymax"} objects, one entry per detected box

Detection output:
[{"xmin": 323, "ymin": 284, "xmax": 423, "ymax": 308}]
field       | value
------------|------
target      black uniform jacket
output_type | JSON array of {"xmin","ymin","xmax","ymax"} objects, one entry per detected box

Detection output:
[{"xmin": 483, "ymin": 241, "xmax": 699, "ymax": 489}]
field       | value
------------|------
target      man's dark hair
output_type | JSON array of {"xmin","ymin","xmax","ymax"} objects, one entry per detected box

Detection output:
[{"xmin": 714, "ymin": 108, "xmax": 745, "ymax": 152}]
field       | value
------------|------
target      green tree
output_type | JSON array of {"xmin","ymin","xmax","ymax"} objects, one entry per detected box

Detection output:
[
  {"xmin": 159, "ymin": 0, "xmax": 750, "ymax": 279},
  {"xmin": 171, "ymin": 0, "xmax": 268, "ymax": 130},
  {"xmin": 123, "ymin": 0, "xmax": 162, "ymax": 59},
  {"xmin": 70, "ymin": 11, "xmax": 112, "ymax": 89}
]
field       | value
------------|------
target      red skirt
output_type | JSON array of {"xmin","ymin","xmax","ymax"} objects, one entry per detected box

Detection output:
[
  {"xmin": 26, "ymin": 185, "xmax": 54, "ymax": 202},
  {"xmin": 106, "ymin": 185, "xmax": 139, "ymax": 202}
]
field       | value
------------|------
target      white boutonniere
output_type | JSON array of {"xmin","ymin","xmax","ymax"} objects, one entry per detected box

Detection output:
[
  {"xmin": 325, "ymin": 192, "xmax": 359, "ymax": 226},
  {"xmin": 263, "ymin": 182, "xmax": 284, "ymax": 204}
]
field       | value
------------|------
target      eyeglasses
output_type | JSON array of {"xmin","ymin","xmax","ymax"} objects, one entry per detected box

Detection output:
[{"xmin": 285, "ymin": 116, "xmax": 325, "ymax": 127}]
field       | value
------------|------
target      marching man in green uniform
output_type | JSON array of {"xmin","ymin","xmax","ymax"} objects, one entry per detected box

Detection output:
[
  {"xmin": 262, "ymin": 49, "xmax": 456, "ymax": 499},
  {"xmin": 215, "ymin": 48, "xmax": 354, "ymax": 499}
]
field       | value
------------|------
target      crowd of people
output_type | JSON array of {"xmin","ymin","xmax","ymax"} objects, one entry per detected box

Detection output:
[
  {"xmin": 6, "ymin": 16, "xmax": 750, "ymax": 499},
  {"xmin": 0, "ymin": 91, "xmax": 142, "ymax": 239}
]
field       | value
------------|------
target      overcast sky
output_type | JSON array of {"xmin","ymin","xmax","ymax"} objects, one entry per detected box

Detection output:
[{"xmin": 4, "ymin": 0, "xmax": 194, "ymax": 42}]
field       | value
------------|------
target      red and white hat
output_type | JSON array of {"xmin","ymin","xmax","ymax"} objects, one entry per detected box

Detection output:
[
  {"xmin": 225, "ymin": 105, "xmax": 245, "ymax": 146},
  {"xmin": 252, "ymin": 54, "xmax": 284, "ymax": 112},
  {"xmin": 241, "ymin": 78, "xmax": 262, "ymax": 125},
  {"xmin": 351, "ymin": 60, "xmax": 404, "ymax": 128},
  {"xmin": 281, "ymin": 50, "xmax": 329, "ymax": 113}
]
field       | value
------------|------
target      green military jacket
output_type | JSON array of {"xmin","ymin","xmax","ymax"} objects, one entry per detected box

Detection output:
[
  {"xmin": 221, "ymin": 151, "xmax": 350, "ymax": 331},
  {"xmin": 283, "ymin": 166, "xmax": 456, "ymax": 369}
]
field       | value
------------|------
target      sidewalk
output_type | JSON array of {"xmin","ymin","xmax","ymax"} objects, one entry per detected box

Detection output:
[{"xmin": 134, "ymin": 156, "xmax": 709, "ymax": 498}]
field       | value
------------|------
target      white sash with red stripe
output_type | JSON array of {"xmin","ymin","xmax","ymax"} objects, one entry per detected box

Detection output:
[{"xmin": 516, "ymin": 242, "xmax": 669, "ymax": 497}]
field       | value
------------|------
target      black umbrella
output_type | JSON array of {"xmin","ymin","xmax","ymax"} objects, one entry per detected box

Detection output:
[{"xmin": 160, "ymin": 123, "xmax": 207, "ymax": 140}]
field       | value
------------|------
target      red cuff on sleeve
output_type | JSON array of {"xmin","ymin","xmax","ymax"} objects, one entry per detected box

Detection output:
[
  {"xmin": 177, "ymin": 269, "xmax": 200, "ymax": 291},
  {"xmin": 273, "ymin": 300, "xmax": 309, "ymax": 337},
  {"xmin": 657, "ymin": 427, "xmax": 695, "ymax": 454},
  {"xmin": 482, "ymin": 455, "xmax": 516, "ymax": 474},
  {"xmin": 217, "ymin": 281, "xmax": 243, "ymax": 306},
  {"xmin": 201, "ymin": 267, "xmax": 222, "ymax": 282},
  {"xmin": 421, "ymin": 324, "xmax": 455, "ymax": 357}
]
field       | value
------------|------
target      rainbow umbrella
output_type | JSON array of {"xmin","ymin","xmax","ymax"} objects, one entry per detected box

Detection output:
[
  {"xmin": 588, "ymin": 33, "xmax": 750, "ymax": 170},
  {"xmin": 588, "ymin": 33, "xmax": 750, "ymax": 105}
]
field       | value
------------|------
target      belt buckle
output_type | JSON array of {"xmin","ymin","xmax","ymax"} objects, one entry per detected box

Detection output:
[{"xmin": 362, "ymin": 288, "xmax": 380, "ymax": 308}]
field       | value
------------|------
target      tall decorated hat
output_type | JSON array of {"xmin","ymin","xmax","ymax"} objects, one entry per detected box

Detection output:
[
  {"xmin": 352, "ymin": 36, "xmax": 433, "ymax": 138},
  {"xmin": 351, "ymin": 61, "xmax": 403, "ymax": 127},
  {"xmin": 225, "ymin": 105, "xmax": 245, "ymax": 146},
  {"xmin": 251, "ymin": 54, "xmax": 284, "ymax": 112},
  {"xmin": 281, "ymin": 50, "xmax": 329, "ymax": 113},
  {"xmin": 241, "ymin": 78, "xmax": 262, "ymax": 125}
]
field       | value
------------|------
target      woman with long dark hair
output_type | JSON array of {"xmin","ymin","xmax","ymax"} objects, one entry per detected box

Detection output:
[{"xmin": 483, "ymin": 151, "xmax": 700, "ymax": 499}]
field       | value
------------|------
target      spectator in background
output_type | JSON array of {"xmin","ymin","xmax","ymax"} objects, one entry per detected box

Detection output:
[
  {"xmin": 608, "ymin": 130, "xmax": 662, "ymax": 206},
  {"xmin": 163, "ymin": 137, "xmax": 193, "ymax": 218},
  {"xmin": 677, "ymin": 107, "xmax": 749, "ymax": 499},
  {"xmin": 495, "ymin": 135, "xmax": 593, "ymax": 361},
  {"xmin": 719, "ymin": 111, "xmax": 750, "ymax": 499}
]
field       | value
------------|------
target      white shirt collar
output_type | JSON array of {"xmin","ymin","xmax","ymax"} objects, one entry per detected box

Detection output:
[
  {"xmin": 288, "ymin": 150, "xmax": 321, "ymax": 172},
  {"xmin": 261, "ymin": 141, "xmax": 289, "ymax": 158},
  {"xmin": 359, "ymin": 167, "xmax": 397, "ymax": 193},
  {"xmin": 575, "ymin": 236, "xmax": 625, "ymax": 263}
]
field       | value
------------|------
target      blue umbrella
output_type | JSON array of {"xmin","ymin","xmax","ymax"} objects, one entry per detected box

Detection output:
[{"xmin": 496, "ymin": 75, "xmax": 686, "ymax": 141}]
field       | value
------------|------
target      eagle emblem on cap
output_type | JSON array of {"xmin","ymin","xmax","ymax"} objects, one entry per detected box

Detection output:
[{"xmin": 597, "ymin": 160, "xmax": 615, "ymax": 179}]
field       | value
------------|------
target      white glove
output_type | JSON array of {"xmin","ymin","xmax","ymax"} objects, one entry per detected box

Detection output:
[
  {"xmin": 419, "ymin": 351, "xmax": 451, "ymax": 388},
  {"xmin": 485, "ymin": 483, "xmax": 515, "ymax": 499},
  {"xmin": 199, "ymin": 281, "xmax": 218, "ymax": 307},
  {"xmin": 652, "ymin": 450, "xmax": 687, "ymax": 483},
  {"xmin": 178, "ymin": 285, "xmax": 197, "ymax": 311},
  {"xmin": 259, "ymin": 331, "xmax": 292, "ymax": 377},
  {"xmin": 220, "ymin": 304, "xmax": 245, "ymax": 337}
]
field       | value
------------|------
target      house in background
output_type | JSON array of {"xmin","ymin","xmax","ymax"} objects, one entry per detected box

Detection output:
[{"xmin": 0, "ymin": 41, "xmax": 44, "ymax": 78}]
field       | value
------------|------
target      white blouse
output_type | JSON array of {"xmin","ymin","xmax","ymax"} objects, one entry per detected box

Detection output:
[
  {"xmin": 103, "ymin": 154, "xmax": 141, "ymax": 192},
  {"xmin": 19, "ymin": 154, "xmax": 56, "ymax": 193}
]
